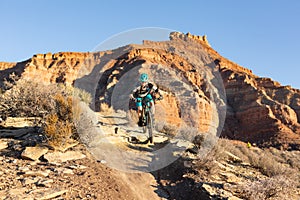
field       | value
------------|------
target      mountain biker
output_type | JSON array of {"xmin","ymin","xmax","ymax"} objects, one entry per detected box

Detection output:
[{"xmin": 130, "ymin": 73, "xmax": 162, "ymax": 127}]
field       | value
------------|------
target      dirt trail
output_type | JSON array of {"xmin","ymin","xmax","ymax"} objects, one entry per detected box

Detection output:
[{"xmin": 80, "ymin": 109, "xmax": 194, "ymax": 173}]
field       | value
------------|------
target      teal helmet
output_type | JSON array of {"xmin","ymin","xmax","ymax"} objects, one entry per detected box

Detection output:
[{"xmin": 139, "ymin": 73, "xmax": 148, "ymax": 82}]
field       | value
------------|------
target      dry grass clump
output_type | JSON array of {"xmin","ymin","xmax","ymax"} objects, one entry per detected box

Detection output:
[
  {"xmin": 43, "ymin": 94, "xmax": 77, "ymax": 149},
  {"xmin": 99, "ymin": 103, "xmax": 114, "ymax": 115},
  {"xmin": 42, "ymin": 91, "xmax": 91, "ymax": 150}
]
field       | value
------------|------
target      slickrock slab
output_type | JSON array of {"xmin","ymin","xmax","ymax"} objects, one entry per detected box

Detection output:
[
  {"xmin": 44, "ymin": 151, "xmax": 86, "ymax": 164},
  {"xmin": 56, "ymin": 167, "xmax": 74, "ymax": 174},
  {"xmin": 68, "ymin": 164, "xmax": 87, "ymax": 170},
  {"xmin": 40, "ymin": 189, "xmax": 68, "ymax": 200},
  {"xmin": 29, "ymin": 188, "xmax": 68, "ymax": 200},
  {"xmin": 23, "ymin": 170, "xmax": 51, "ymax": 178},
  {"xmin": 0, "ymin": 139, "xmax": 8, "ymax": 150},
  {"xmin": 21, "ymin": 146, "xmax": 49, "ymax": 161},
  {"xmin": 2, "ymin": 117, "xmax": 40, "ymax": 127}
]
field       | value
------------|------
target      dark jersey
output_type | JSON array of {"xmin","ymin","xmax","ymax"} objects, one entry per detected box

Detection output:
[{"xmin": 132, "ymin": 82, "xmax": 158, "ymax": 98}]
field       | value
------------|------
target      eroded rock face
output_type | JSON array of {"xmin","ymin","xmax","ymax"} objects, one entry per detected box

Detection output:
[
  {"xmin": 1, "ymin": 32, "xmax": 299, "ymax": 149},
  {"xmin": 220, "ymin": 67, "xmax": 300, "ymax": 149}
]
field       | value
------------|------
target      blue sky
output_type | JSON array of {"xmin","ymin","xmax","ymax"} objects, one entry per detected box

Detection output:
[{"xmin": 1, "ymin": 0, "xmax": 299, "ymax": 88}]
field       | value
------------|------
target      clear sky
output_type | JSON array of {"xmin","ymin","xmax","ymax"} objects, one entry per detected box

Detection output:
[{"xmin": 1, "ymin": 0, "xmax": 299, "ymax": 88}]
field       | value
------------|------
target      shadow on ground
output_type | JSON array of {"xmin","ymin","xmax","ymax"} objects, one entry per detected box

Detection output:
[
  {"xmin": 150, "ymin": 156, "xmax": 211, "ymax": 200},
  {"xmin": 0, "ymin": 126, "xmax": 46, "ymax": 159}
]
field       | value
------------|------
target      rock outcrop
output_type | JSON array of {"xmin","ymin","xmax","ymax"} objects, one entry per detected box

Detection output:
[
  {"xmin": 0, "ymin": 62, "xmax": 16, "ymax": 71},
  {"xmin": 169, "ymin": 31, "xmax": 211, "ymax": 47},
  {"xmin": 1, "ymin": 32, "xmax": 300, "ymax": 149}
]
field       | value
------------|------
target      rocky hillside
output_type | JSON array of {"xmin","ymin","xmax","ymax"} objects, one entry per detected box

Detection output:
[
  {"xmin": 1, "ymin": 119, "xmax": 299, "ymax": 199},
  {"xmin": 1, "ymin": 32, "xmax": 300, "ymax": 150},
  {"xmin": 0, "ymin": 118, "xmax": 162, "ymax": 199}
]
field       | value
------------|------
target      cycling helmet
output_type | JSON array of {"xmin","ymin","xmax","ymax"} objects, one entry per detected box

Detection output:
[{"xmin": 139, "ymin": 73, "xmax": 148, "ymax": 82}]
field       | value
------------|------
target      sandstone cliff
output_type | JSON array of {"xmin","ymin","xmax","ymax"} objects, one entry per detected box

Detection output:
[{"xmin": 1, "ymin": 32, "xmax": 299, "ymax": 150}]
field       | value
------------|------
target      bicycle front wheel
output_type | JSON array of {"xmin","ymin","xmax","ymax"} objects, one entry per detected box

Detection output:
[{"xmin": 146, "ymin": 112, "xmax": 153, "ymax": 143}]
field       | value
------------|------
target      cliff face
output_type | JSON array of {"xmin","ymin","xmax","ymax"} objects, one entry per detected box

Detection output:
[
  {"xmin": 0, "ymin": 52, "xmax": 102, "ymax": 87},
  {"xmin": 1, "ymin": 32, "xmax": 299, "ymax": 149}
]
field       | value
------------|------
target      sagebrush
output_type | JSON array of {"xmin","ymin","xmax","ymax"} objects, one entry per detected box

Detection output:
[{"xmin": 0, "ymin": 77, "xmax": 92, "ymax": 149}]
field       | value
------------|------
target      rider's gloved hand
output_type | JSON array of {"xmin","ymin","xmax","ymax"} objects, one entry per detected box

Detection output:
[{"xmin": 130, "ymin": 94, "xmax": 136, "ymax": 101}]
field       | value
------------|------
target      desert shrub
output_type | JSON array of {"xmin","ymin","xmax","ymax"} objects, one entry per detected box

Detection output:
[
  {"xmin": 193, "ymin": 140, "xmax": 227, "ymax": 176},
  {"xmin": 44, "ymin": 113, "xmax": 73, "ymax": 148},
  {"xmin": 0, "ymin": 78, "xmax": 61, "ymax": 118},
  {"xmin": 211, "ymin": 139, "xmax": 290, "ymax": 177},
  {"xmin": 194, "ymin": 139, "xmax": 297, "ymax": 178},
  {"xmin": 192, "ymin": 139, "xmax": 300, "ymax": 199},
  {"xmin": 43, "ymin": 94, "xmax": 78, "ymax": 149},
  {"xmin": 235, "ymin": 147, "xmax": 287, "ymax": 177},
  {"xmin": 60, "ymin": 84, "xmax": 92, "ymax": 105},
  {"xmin": 1, "ymin": 77, "xmax": 92, "ymax": 149},
  {"xmin": 0, "ymin": 77, "xmax": 91, "ymax": 119},
  {"xmin": 254, "ymin": 153, "xmax": 286, "ymax": 177},
  {"xmin": 240, "ymin": 175, "xmax": 297, "ymax": 200},
  {"xmin": 74, "ymin": 88, "xmax": 91, "ymax": 105},
  {"xmin": 160, "ymin": 124, "xmax": 178, "ymax": 136}
]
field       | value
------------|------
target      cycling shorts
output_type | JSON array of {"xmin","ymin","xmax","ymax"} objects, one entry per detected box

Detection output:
[{"xmin": 136, "ymin": 94, "xmax": 153, "ymax": 107}]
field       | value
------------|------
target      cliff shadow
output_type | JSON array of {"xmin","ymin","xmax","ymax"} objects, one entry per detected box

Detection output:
[
  {"xmin": 74, "ymin": 46, "xmax": 145, "ymax": 112},
  {"xmin": 0, "ymin": 60, "xmax": 29, "ymax": 89}
]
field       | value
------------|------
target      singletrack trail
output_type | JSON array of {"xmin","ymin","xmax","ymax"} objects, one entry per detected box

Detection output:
[{"xmin": 83, "ymin": 110, "xmax": 194, "ymax": 173}]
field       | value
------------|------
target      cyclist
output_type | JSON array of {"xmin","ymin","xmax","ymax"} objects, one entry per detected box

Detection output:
[{"xmin": 130, "ymin": 73, "xmax": 162, "ymax": 127}]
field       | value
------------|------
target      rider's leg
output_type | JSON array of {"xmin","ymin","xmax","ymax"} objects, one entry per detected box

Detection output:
[
  {"xmin": 136, "ymin": 98, "xmax": 144, "ymax": 125},
  {"xmin": 145, "ymin": 94, "xmax": 155, "ymax": 115},
  {"xmin": 137, "ymin": 106, "xmax": 142, "ymax": 119},
  {"xmin": 147, "ymin": 95, "xmax": 155, "ymax": 127}
]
